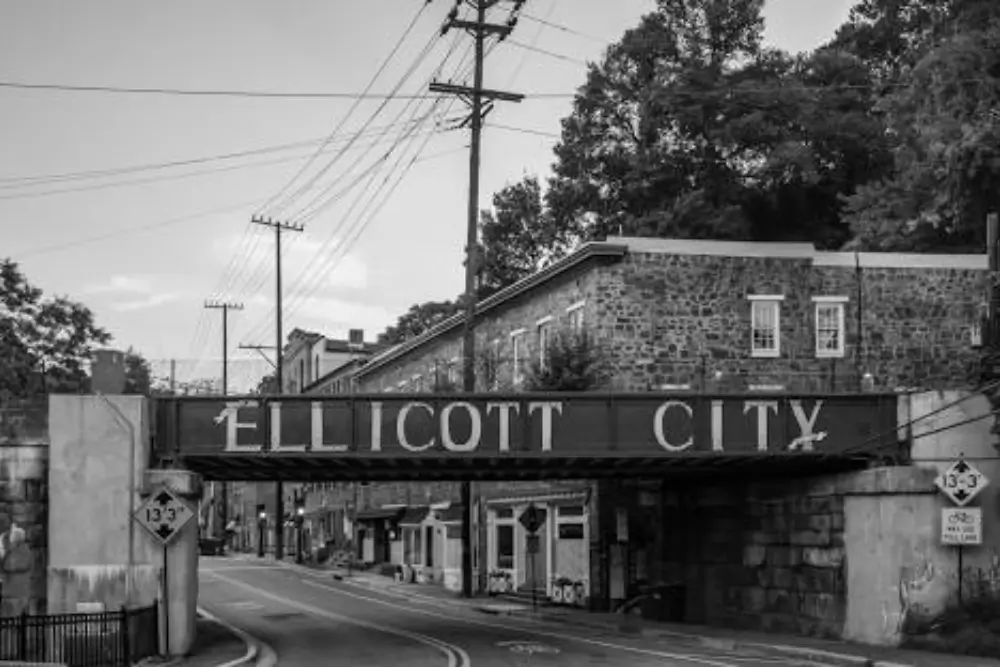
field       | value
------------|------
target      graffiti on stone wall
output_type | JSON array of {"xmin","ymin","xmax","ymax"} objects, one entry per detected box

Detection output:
[{"xmin": 883, "ymin": 559, "xmax": 936, "ymax": 636}]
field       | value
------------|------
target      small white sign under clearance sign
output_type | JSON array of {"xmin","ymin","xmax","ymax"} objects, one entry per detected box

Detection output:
[{"xmin": 941, "ymin": 507, "xmax": 983, "ymax": 546}]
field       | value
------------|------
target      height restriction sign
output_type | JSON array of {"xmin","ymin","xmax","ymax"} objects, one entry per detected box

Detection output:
[
  {"xmin": 134, "ymin": 485, "xmax": 195, "ymax": 546},
  {"xmin": 935, "ymin": 459, "xmax": 989, "ymax": 507}
]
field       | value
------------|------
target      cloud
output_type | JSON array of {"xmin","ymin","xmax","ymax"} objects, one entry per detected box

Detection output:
[
  {"xmin": 210, "ymin": 231, "xmax": 369, "ymax": 293},
  {"xmin": 292, "ymin": 296, "xmax": 395, "ymax": 337},
  {"xmin": 84, "ymin": 275, "xmax": 153, "ymax": 295},
  {"xmin": 112, "ymin": 293, "xmax": 180, "ymax": 312}
]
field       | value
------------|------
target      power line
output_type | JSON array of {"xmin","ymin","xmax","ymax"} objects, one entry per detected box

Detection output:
[
  {"xmin": 0, "ymin": 116, "xmax": 455, "ymax": 188},
  {"xmin": 9, "ymin": 198, "xmax": 262, "ymax": 259},
  {"xmin": 519, "ymin": 11, "xmax": 606, "ymax": 42},
  {"xmin": 0, "ymin": 80, "xmax": 446, "ymax": 100},
  {"xmin": 505, "ymin": 39, "xmax": 587, "ymax": 65},
  {"xmin": 257, "ymin": 0, "xmax": 439, "ymax": 217},
  {"xmin": 0, "ymin": 125, "xmax": 455, "ymax": 200}
]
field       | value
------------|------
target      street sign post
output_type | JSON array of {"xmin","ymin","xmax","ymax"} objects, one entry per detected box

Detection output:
[
  {"xmin": 942, "ymin": 507, "xmax": 983, "ymax": 546},
  {"xmin": 934, "ymin": 458, "xmax": 990, "ymax": 606},
  {"xmin": 519, "ymin": 503, "xmax": 546, "ymax": 534},
  {"xmin": 934, "ymin": 459, "xmax": 989, "ymax": 507},
  {"xmin": 519, "ymin": 504, "xmax": 547, "ymax": 612},
  {"xmin": 133, "ymin": 484, "xmax": 194, "ymax": 657},
  {"xmin": 134, "ymin": 485, "xmax": 195, "ymax": 546}
]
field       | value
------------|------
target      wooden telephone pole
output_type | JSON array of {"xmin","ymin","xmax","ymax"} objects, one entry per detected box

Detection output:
[
  {"xmin": 250, "ymin": 216, "xmax": 304, "ymax": 560},
  {"xmin": 431, "ymin": 0, "xmax": 525, "ymax": 599},
  {"xmin": 204, "ymin": 299, "xmax": 243, "ymax": 541}
]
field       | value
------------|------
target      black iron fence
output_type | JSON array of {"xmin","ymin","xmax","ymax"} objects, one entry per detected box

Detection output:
[{"xmin": 0, "ymin": 604, "xmax": 158, "ymax": 666}]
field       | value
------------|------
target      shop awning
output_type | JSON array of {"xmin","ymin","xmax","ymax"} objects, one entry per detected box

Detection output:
[
  {"xmin": 437, "ymin": 505, "xmax": 465, "ymax": 524},
  {"xmin": 355, "ymin": 507, "xmax": 405, "ymax": 522},
  {"xmin": 399, "ymin": 506, "xmax": 430, "ymax": 526}
]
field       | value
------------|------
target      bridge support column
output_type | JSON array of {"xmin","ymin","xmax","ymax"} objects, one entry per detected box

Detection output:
[{"xmin": 142, "ymin": 469, "xmax": 203, "ymax": 657}]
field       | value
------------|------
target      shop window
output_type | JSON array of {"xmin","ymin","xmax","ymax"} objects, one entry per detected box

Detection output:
[
  {"xmin": 558, "ymin": 505, "xmax": 584, "ymax": 517},
  {"xmin": 497, "ymin": 524, "xmax": 514, "ymax": 569},
  {"xmin": 558, "ymin": 524, "xmax": 584, "ymax": 540},
  {"xmin": 496, "ymin": 507, "xmax": 514, "ymax": 520}
]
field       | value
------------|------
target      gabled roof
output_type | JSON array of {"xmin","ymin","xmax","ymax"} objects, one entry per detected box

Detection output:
[{"xmin": 356, "ymin": 241, "xmax": 628, "ymax": 378}]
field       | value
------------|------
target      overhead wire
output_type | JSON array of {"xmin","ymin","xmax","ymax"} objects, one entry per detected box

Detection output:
[
  {"xmin": 231, "ymin": 36, "xmax": 468, "ymax": 325},
  {"xmin": 0, "ymin": 116, "xmax": 459, "ymax": 190},
  {"xmin": 193, "ymin": 0, "xmax": 443, "ymax": 365},
  {"xmin": 257, "ymin": 0, "xmax": 437, "ymax": 218},
  {"xmin": 280, "ymin": 30, "xmax": 451, "ymax": 223},
  {"xmin": 270, "ymin": 42, "xmax": 483, "ymax": 334},
  {"xmin": 518, "ymin": 11, "xmax": 606, "ymax": 43},
  {"xmin": 270, "ymin": 36, "xmax": 475, "ymax": 319},
  {"xmin": 289, "ymin": 33, "xmax": 469, "ymax": 226}
]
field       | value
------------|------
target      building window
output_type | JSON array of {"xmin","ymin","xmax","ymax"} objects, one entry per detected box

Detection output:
[
  {"xmin": 557, "ymin": 505, "xmax": 585, "ymax": 541},
  {"xmin": 496, "ymin": 524, "xmax": 514, "ymax": 569},
  {"xmin": 566, "ymin": 301, "xmax": 585, "ymax": 332},
  {"xmin": 315, "ymin": 354, "xmax": 320, "ymax": 380},
  {"xmin": 813, "ymin": 296, "xmax": 847, "ymax": 358},
  {"xmin": 299, "ymin": 359, "xmax": 305, "ymax": 392},
  {"xmin": 537, "ymin": 316, "xmax": 553, "ymax": 369},
  {"xmin": 510, "ymin": 329, "xmax": 526, "ymax": 386},
  {"xmin": 412, "ymin": 374, "xmax": 424, "ymax": 392},
  {"xmin": 748, "ymin": 295, "xmax": 784, "ymax": 357}
]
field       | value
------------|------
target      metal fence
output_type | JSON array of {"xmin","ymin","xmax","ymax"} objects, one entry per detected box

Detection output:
[{"xmin": 0, "ymin": 604, "xmax": 158, "ymax": 666}]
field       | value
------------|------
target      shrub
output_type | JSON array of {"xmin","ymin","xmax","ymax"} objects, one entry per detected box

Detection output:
[{"xmin": 524, "ymin": 329, "xmax": 605, "ymax": 392}]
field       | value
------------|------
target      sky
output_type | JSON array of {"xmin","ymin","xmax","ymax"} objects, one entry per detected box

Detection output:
[{"xmin": 0, "ymin": 0, "xmax": 856, "ymax": 391}]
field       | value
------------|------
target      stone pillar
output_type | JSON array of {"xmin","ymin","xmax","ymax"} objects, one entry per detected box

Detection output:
[
  {"xmin": 142, "ymin": 469, "xmax": 203, "ymax": 657},
  {"xmin": 842, "ymin": 466, "xmax": 953, "ymax": 647}
]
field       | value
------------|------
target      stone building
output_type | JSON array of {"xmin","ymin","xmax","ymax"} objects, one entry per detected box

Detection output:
[{"xmin": 298, "ymin": 235, "xmax": 987, "ymax": 632}]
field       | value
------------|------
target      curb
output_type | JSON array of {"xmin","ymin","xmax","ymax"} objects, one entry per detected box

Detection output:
[{"xmin": 196, "ymin": 607, "xmax": 264, "ymax": 667}]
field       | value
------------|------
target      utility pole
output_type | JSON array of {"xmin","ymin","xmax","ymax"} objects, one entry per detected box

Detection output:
[
  {"xmin": 204, "ymin": 299, "xmax": 243, "ymax": 544},
  {"xmin": 169, "ymin": 359, "xmax": 176, "ymax": 395},
  {"xmin": 431, "ymin": 0, "xmax": 525, "ymax": 599},
  {"xmin": 250, "ymin": 216, "xmax": 304, "ymax": 560}
]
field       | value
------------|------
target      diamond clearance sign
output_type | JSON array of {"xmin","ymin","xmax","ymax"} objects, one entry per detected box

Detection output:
[
  {"xmin": 134, "ymin": 485, "xmax": 195, "ymax": 546},
  {"xmin": 934, "ymin": 459, "xmax": 989, "ymax": 508}
]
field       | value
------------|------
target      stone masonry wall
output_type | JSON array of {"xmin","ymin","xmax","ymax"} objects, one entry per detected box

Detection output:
[
  {"xmin": 0, "ymin": 446, "xmax": 48, "ymax": 616},
  {"xmin": 354, "ymin": 261, "xmax": 600, "ymax": 393},
  {"xmin": 659, "ymin": 479, "xmax": 847, "ymax": 638},
  {"xmin": 593, "ymin": 246, "xmax": 985, "ymax": 392}
]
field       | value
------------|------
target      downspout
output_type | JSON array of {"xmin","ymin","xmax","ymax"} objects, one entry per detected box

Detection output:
[
  {"xmin": 855, "ymin": 250, "xmax": 864, "ymax": 390},
  {"xmin": 95, "ymin": 392, "xmax": 136, "ymax": 608}
]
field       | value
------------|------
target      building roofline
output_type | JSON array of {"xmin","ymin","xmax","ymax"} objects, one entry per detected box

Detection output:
[
  {"xmin": 356, "ymin": 241, "xmax": 628, "ymax": 378},
  {"xmin": 302, "ymin": 356, "xmax": 368, "ymax": 394}
]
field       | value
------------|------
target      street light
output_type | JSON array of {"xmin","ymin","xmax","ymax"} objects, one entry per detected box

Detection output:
[
  {"xmin": 257, "ymin": 504, "xmax": 267, "ymax": 558},
  {"xmin": 295, "ymin": 501, "xmax": 306, "ymax": 564}
]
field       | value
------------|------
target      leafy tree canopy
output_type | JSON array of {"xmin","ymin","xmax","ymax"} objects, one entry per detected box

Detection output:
[{"xmin": 0, "ymin": 258, "xmax": 111, "ymax": 400}]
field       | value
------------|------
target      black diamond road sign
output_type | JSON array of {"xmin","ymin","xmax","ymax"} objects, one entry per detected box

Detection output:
[
  {"xmin": 134, "ymin": 485, "xmax": 194, "ymax": 546},
  {"xmin": 519, "ymin": 503, "xmax": 547, "ymax": 534}
]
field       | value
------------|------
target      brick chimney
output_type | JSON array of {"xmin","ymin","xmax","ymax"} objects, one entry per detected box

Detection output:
[{"xmin": 91, "ymin": 348, "xmax": 126, "ymax": 394}]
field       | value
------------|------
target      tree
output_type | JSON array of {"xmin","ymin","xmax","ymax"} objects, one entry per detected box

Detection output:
[
  {"xmin": 477, "ymin": 176, "xmax": 574, "ymax": 297},
  {"xmin": 0, "ymin": 259, "xmax": 110, "ymax": 400},
  {"xmin": 123, "ymin": 348, "xmax": 153, "ymax": 395},
  {"xmin": 842, "ymin": 0, "xmax": 1000, "ymax": 251},
  {"xmin": 544, "ymin": 0, "xmax": 887, "ymax": 250},
  {"xmin": 379, "ymin": 300, "xmax": 463, "ymax": 345}
]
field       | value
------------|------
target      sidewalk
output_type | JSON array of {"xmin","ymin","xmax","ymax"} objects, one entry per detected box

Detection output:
[
  {"xmin": 138, "ymin": 609, "xmax": 257, "ymax": 667},
  {"xmin": 287, "ymin": 561, "xmax": 1000, "ymax": 667}
]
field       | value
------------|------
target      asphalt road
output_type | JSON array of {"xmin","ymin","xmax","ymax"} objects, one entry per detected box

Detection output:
[{"xmin": 198, "ymin": 558, "xmax": 833, "ymax": 667}]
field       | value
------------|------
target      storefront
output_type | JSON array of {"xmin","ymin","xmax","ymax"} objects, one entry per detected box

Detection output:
[{"xmin": 485, "ymin": 489, "xmax": 590, "ymax": 605}]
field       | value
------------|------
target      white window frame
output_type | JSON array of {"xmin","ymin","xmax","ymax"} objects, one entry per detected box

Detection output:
[
  {"xmin": 566, "ymin": 301, "xmax": 585, "ymax": 332},
  {"xmin": 510, "ymin": 329, "xmax": 526, "ymax": 386},
  {"xmin": 747, "ymin": 295, "xmax": 784, "ymax": 358},
  {"xmin": 536, "ymin": 316, "xmax": 554, "ymax": 369},
  {"xmin": 813, "ymin": 296, "xmax": 848, "ymax": 359}
]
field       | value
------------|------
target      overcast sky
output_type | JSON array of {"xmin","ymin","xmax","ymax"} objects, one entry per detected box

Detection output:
[{"xmin": 0, "ymin": 0, "xmax": 855, "ymax": 390}]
